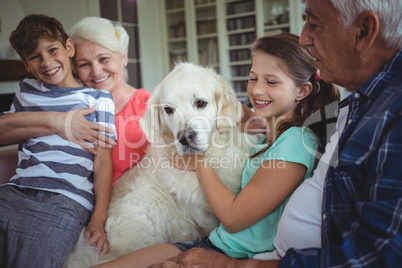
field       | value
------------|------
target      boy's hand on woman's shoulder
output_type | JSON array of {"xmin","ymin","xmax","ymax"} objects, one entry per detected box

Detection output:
[{"xmin": 54, "ymin": 106, "xmax": 116, "ymax": 155}]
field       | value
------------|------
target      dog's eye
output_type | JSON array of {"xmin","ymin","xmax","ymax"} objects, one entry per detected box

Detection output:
[
  {"xmin": 196, "ymin": 100, "xmax": 207, "ymax": 109},
  {"xmin": 164, "ymin": 106, "xmax": 174, "ymax": 115}
]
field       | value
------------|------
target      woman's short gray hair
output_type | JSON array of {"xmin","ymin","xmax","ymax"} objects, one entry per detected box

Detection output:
[
  {"xmin": 69, "ymin": 16, "xmax": 129, "ymax": 56},
  {"xmin": 330, "ymin": 0, "xmax": 402, "ymax": 48}
]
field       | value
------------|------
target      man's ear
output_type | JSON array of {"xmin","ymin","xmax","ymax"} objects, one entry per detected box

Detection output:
[
  {"xmin": 296, "ymin": 81, "xmax": 313, "ymax": 102},
  {"xmin": 66, "ymin": 38, "xmax": 75, "ymax": 58},
  {"xmin": 355, "ymin": 11, "xmax": 379, "ymax": 53}
]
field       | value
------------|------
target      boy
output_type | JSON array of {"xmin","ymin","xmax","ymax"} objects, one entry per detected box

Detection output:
[{"xmin": 0, "ymin": 14, "xmax": 116, "ymax": 267}]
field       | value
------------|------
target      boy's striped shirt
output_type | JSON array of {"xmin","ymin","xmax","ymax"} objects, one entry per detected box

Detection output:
[{"xmin": 1, "ymin": 79, "xmax": 117, "ymax": 210}]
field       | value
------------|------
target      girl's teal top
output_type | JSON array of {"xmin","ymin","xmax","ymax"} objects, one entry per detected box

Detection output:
[{"xmin": 209, "ymin": 126, "xmax": 319, "ymax": 259}]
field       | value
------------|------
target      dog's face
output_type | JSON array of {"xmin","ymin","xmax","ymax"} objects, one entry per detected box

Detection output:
[
  {"xmin": 157, "ymin": 66, "xmax": 218, "ymax": 155},
  {"xmin": 140, "ymin": 63, "xmax": 243, "ymax": 156}
]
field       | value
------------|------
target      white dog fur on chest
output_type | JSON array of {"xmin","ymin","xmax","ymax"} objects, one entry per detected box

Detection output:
[{"xmin": 65, "ymin": 62, "xmax": 257, "ymax": 267}]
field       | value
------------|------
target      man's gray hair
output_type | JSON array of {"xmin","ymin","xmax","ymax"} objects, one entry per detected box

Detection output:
[{"xmin": 330, "ymin": 0, "xmax": 402, "ymax": 48}]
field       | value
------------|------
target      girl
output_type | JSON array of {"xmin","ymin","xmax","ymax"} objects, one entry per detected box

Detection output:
[{"xmin": 94, "ymin": 32, "xmax": 339, "ymax": 268}]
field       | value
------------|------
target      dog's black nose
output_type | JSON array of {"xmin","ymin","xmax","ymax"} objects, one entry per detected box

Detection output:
[{"xmin": 178, "ymin": 129, "xmax": 197, "ymax": 146}]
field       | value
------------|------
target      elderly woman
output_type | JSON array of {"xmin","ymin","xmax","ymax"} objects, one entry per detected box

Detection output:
[{"xmin": 69, "ymin": 17, "xmax": 150, "ymax": 186}]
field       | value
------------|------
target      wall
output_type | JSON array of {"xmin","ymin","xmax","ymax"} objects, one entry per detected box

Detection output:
[{"xmin": 137, "ymin": 0, "xmax": 167, "ymax": 92}]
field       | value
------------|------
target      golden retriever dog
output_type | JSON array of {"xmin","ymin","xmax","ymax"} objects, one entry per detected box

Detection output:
[{"xmin": 65, "ymin": 62, "xmax": 257, "ymax": 267}]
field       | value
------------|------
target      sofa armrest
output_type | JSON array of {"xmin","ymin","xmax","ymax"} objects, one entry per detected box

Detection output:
[{"xmin": 0, "ymin": 145, "xmax": 18, "ymax": 185}]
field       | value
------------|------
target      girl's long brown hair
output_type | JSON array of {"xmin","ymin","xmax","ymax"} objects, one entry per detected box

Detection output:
[{"xmin": 250, "ymin": 33, "xmax": 340, "ymax": 159}]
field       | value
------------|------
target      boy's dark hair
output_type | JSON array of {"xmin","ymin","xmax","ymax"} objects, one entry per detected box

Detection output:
[{"xmin": 9, "ymin": 14, "xmax": 69, "ymax": 62}]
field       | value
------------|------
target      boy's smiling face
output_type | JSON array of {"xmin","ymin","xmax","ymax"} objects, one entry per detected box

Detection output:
[{"xmin": 23, "ymin": 37, "xmax": 78, "ymax": 88}]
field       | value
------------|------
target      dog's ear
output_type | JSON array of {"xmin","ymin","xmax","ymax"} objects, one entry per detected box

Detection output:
[
  {"xmin": 140, "ymin": 89, "xmax": 161, "ymax": 143},
  {"xmin": 214, "ymin": 74, "xmax": 243, "ymax": 131}
]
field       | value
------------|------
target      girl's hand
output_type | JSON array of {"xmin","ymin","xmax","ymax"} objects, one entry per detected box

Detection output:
[
  {"xmin": 54, "ymin": 106, "xmax": 116, "ymax": 155},
  {"xmin": 84, "ymin": 218, "xmax": 109, "ymax": 254},
  {"xmin": 170, "ymin": 153, "xmax": 206, "ymax": 172}
]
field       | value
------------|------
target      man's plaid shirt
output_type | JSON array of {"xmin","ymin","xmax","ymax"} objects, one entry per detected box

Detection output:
[{"xmin": 280, "ymin": 49, "xmax": 402, "ymax": 268}]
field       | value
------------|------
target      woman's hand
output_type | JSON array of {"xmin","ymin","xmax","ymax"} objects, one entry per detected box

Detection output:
[
  {"xmin": 170, "ymin": 153, "xmax": 206, "ymax": 172},
  {"xmin": 55, "ymin": 106, "xmax": 116, "ymax": 155},
  {"xmin": 84, "ymin": 217, "xmax": 109, "ymax": 255}
]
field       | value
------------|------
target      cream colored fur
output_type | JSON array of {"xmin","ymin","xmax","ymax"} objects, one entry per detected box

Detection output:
[{"xmin": 65, "ymin": 63, "xmax": 257, "ymax": 267}]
